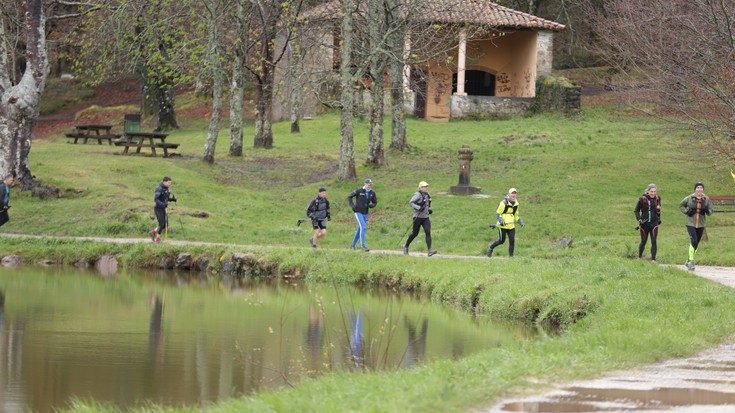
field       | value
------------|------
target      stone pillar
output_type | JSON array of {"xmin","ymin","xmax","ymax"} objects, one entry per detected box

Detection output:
[
  {"xmin": 450, "ymin": 145, "xmax": 481, "ymax": 195},
  {"xmin": 455, "ymin": 28, "xmax": 467, "ymax": 96},
  {"xmin": 536, "ymin": 31, "xmax": 554, "ymax": 77}
]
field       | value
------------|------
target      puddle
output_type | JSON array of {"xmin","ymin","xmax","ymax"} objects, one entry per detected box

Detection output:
[{"xmin": 500, "ymin": 386, "xmax": 735, "ymax": 412}]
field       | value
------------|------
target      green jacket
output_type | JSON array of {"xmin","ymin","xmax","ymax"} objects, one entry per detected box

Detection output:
[{"xmin": 679, "ymin": 193, "xmax": 713, "ymax": 228}]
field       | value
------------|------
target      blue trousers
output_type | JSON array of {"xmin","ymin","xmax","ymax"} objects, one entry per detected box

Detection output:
[{"xmin": 351, "ymin": 212, "xmax": 368, "ymax": 248}]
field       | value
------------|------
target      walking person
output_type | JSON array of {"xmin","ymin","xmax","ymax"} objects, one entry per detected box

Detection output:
[
  {"xmin": 634, "ymin": 183, "xmax": 661, "ymax": 262},
  {"xmin": 487, "ymin": 188, "xmax": 524, "ymax": 257},
  {"xmin": 347, "ymin": 179, "xmax": 378, "ymax": 251},
  {"xmin": 149, "ymin": 176, "xmax": 176, "ymax": 242},
  {"xmin": 306, "ymin": 186, "xmax": 331, "ymax": 248},
  {"xmin": 402, "ymin": 181, "xmax": 437, "ymax": 256},
  {"xmin": 0, "ymin": 175, "xmax": 13, "ymax": 229},
  {"xmin": 678, "ymin": 182, "xmax": 713, "ymax": 271}
]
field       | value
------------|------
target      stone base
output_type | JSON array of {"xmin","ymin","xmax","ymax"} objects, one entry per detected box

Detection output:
[{"xmin": 450, "ymin": 185, "xmax": 481, "ymax": 195}]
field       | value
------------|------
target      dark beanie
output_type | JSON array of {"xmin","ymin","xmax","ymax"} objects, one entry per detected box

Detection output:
[{"xmin": 694, "ymin": 182, "xmax": 704, "ymax": 190}]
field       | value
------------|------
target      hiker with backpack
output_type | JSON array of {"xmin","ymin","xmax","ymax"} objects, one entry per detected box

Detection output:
[
  {"xmin": 487, "ymin": 188, "xmax": 524, "ymax": 257},
  {"xmin": 402, "ymin": 181, "xmax": 437, "ymax": 257},
  {"xmin": 678, "ymin": 182, "xmax": 713, "ymax": 271},
  {"xmin": 634, "ymin": 183, "xmax": 661, "ymax": 262},
  {"xmin": 306, "ymin": 186, "xmax": 330, "ymax": 248}
]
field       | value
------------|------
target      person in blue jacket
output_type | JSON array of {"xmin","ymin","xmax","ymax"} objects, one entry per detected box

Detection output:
[{"xmin": 0, "ymin": 175, "xmax": 13, "ymax": 228}]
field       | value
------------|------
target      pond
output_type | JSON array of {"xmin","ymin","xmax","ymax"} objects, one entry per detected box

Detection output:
[{"xmin": 0, "ymin": 266, "xmax": 540, "ymax": 413}]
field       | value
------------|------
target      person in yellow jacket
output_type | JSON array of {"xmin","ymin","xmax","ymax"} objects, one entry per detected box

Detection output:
[{"xmin": 487, "ymin": 188, "xmax": 524, "ymax": 257}]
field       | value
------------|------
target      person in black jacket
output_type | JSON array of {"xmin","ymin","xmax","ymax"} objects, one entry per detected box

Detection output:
[
  {"xmin": 347, "ymin": 179, "xmax": 378, "ymax": 251},
  {"xmin": 634, "ymin": 183, "xmax": 661, "ymax": 262},
  {"xmin": 306, "ymin": 187, "xmax": 331, "ymax": 248},
  {"xmin": 0, "ymin": 175, "xmax": 13, "ymax": 229},
  {"xmin": 149, "ymin": 176, "xmax": 176, "ymax": 242}
]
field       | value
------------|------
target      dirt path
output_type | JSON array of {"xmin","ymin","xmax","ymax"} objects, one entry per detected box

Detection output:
[{"xmin": 483, "ymin": 264, "xmax": 735, "ymax": 413}]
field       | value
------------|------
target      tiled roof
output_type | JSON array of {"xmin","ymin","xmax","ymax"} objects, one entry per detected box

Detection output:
[{"xmin": 300, "ymin": 0, "xmax": 566, "ymax": 31}]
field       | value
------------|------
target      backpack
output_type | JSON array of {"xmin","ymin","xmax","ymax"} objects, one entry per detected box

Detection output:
[{"xmin": 501, "ymin": 198, "xmax": 518, "ymax": 215}]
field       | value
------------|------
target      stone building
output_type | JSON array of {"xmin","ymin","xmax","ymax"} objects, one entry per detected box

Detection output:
[{"xmin": 273, "ymin": 0, "xmax": 566, "ymax": 122}]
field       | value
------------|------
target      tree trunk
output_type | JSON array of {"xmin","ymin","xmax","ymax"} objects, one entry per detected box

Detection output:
[
  {"xmin": 229, "ymin": 54, "xmax": 245, "ymax": 156},
  {"xmin": 157, "ymin": 84, "xmax": 178, "ymax": 131},
  {"xmin": 228, "ymin": 0, "xmax": 246, "ymax": 157},
  {"xmin": 365, "ymin": 0, "xmax": 386, "ymax": 165},
  {"xmin": 366, "ymin": 66, "xmax": 386, "ymax": 165},
  {"xmin": 253, "ymin": 75, "xmax": 274, "ymax": 148},
  {"xmin": 203, "ymin": 7, "xmax": 223, "ymax": 164},
  {"xmin": 388, "ymin": 12, "xmax": 408, "ymax": 152},
  {"xmin": 389, "ymin": 62, "xmax": 407, "ymax": 151},
  {"xmin": 0, "ymin": 0, "xmax": 50, "ymax": 190},
  {"xmin": 288, "ymin": 41, "xmax": 303, "ymax": 134},
  {"xmin": 253, "ymin": 33, "xmax": 274, "ymax": 149},
  {"xmin": 339, "ymin": 0, "xmax": 356, "ymax": 181}
]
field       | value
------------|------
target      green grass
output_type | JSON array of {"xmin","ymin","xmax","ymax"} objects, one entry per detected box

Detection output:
[
  {"xmin": 14, "ymin": 106, "xmax": 735, "ymax": 265},
  {"xmin": 5, "ymin": 100, "xmax": 735, "ymax": 412}
]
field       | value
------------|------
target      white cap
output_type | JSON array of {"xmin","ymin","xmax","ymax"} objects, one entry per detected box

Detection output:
[{"xmin": 508, "ymin": 188, "xmax": 517, "ymax": 194}]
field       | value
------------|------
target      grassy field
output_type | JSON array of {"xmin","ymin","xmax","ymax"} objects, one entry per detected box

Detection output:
[
  {"xmin": 5, "ymin": 92, "xmax": 735, "ymax": 412},
  {"xmin": 11, "ymin": 104, "xmax": 735, "ymax": 265}
]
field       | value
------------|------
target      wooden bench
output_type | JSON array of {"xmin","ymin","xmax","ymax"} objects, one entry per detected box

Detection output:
[
  {"xmin": 114, "ymin": 141, "xmax": 180, "ymax": 157},
  {"xmin": 66, "ymin": 133, "xmax": 120, "ymax": 145},
  {"xmin": 709, "ymin": 195, "xmax": 735, "ymax": 213}
]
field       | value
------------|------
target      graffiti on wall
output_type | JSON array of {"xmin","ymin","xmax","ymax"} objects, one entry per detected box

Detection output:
[{"xmin": 497, "ymin": 72, "xmax": 512, "ymax": 93}]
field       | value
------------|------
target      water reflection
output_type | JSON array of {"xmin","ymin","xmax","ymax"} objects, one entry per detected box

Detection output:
[
  {"xmin": 404, "ymin": 315, "xmax": 428, "ymax": 368},
  {"xmin": 349, "ymin": 311, "xmax": 364, "ymax": 369},
  {"xmin": 0, "ymin": 266, "xmax": 543, "ymax": 413},
  {"xmin": 149, "ymin": 293, "xmax": 164, "ymax": 359}
]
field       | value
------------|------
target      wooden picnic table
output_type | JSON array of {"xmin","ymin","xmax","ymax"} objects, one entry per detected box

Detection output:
[
  {"xmin": 66, "ymin": 124, "xmax": 119, "ymax": 145},
  {"xmin": 114, "ymin": 131, "xmax": 180, "ymax": 157}
]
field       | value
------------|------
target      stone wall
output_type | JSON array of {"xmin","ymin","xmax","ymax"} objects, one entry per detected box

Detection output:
[
  {"xmin": 533, "ymin": 75, "xmax": 582, "ymax": 114},
  {"xmin": 449, "ymin": 95, "xmax": 533, "ymax": 120}
]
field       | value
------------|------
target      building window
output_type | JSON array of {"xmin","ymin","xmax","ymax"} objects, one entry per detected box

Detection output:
[{"xmin": 452, "ymin": 70, "xmax": 496, "ymax": 96}]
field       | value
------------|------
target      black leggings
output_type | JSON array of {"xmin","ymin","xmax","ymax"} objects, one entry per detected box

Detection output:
[
  {"xmin": 687, "ymin": 226, "xmax": 704, "ymax": 250},
  {"xmin": 638, "ymin": 224, "xmax": 658, "ymax": 260},
  {"xmin": 0, "ymin": 210, "xmax": 8, "ymax": 228},
  {"xmin": 405, "ymin": 217, "xmax": 432, "ymax": 249},
  {"xmin": 490, "ymin": 228, "xmax": 516, "ymax": 256},
  {"xmin": 154, "ymin": 208, "xmax": 167, "ymax": 234}
]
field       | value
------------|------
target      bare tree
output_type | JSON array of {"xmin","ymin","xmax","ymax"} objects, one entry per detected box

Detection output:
[
  {"xmin": 583, "ymin": 0, "xmax": 735, "ymax": 165},
  {"xmin": 243, "ymin": 0, "xmax": 304, "ymax": 148},
  {"xmin": 228, "ymin": 0, "xmax": 247, "ymax": 156},
  {"xmin": 0, "ymin": 0, "xmax": 49, "ymax": 188},
  {"xmin": 338, "ymin": 0, "xmax": 357, "ymax": 180},
  {"xmin": 202, "ymin": 0, "xmax": 227, "ymax": 163}
]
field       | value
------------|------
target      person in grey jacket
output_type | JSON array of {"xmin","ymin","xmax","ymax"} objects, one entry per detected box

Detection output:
[
  {"xmin": 678, "ymin": 182, "xmax": 713, "ymax": 271},
  {"xmin": 402, "ymin": 181, "xmax": 437, "ymax": 256},
  {"xmin": 306, "ymin": 186, "xmax": 330, "ymax": 248}
]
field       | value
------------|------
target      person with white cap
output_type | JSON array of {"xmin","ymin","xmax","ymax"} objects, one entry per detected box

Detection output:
[
  {"xmin": 347, "ymin": 179, "xmax": 378, "ymax": 251},
  {"xmin": 487, "ymin": 188, "xmax": 524, "ymax": 257},
  {"xmin": 678, "ymin": 182, "xmax": 713, "ymax": 270},
  {"xmin": 403, "ymin": 181, "xmax": 437, "ymax": 257}
]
